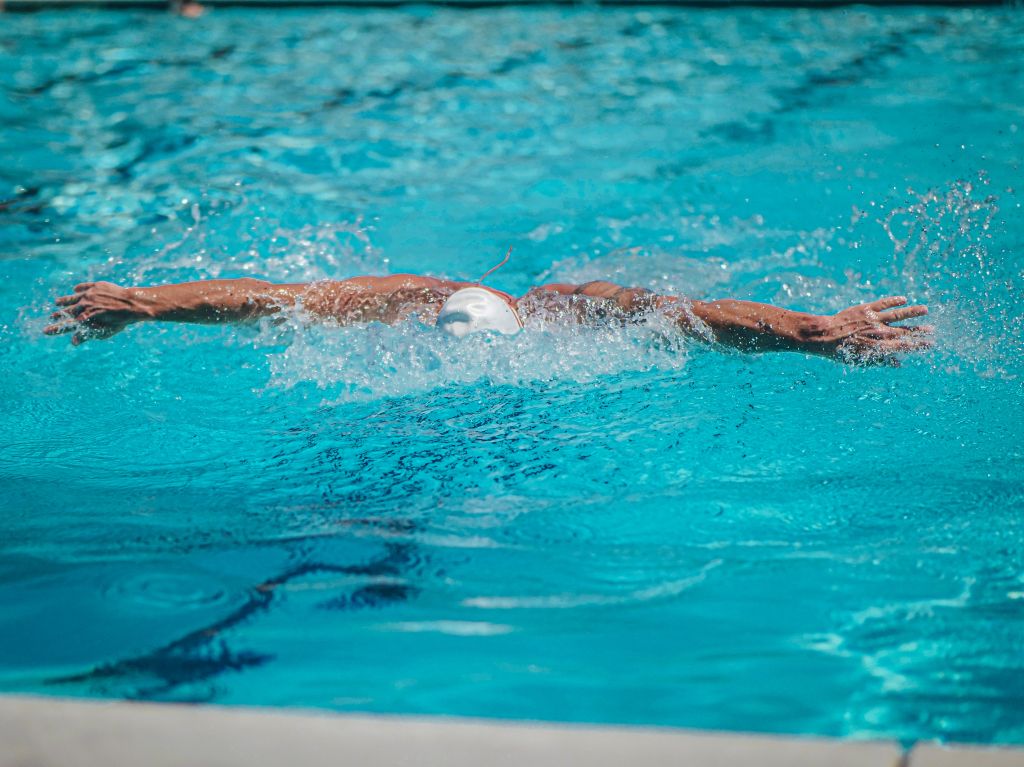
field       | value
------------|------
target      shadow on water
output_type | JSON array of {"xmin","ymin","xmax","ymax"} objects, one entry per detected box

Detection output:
[
  {"xmin": 47, "ymin": 540, "xmax": 421, "ymax": 702},
  {"xmin": 697, "ymin": 15, "xmax": 952, "ymax": 148}
]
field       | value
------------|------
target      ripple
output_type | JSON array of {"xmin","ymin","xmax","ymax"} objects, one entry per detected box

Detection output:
[
  {"xmin": 462, "ymin": 559, "xmax": 721, "ymax": 610},
  {"xmin": 102, "ymin": 571, "xmax": 232, "ymax": 611}
]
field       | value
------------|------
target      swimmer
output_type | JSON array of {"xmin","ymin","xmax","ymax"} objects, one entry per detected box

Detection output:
[{"xmin": 44, "ymin": 272, "xmax": 931, "ymax": 363}]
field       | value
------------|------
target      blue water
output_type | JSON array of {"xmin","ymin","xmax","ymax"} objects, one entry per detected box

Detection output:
[{"xmin": 1, "ymin": 5, "xmax": 1023, "ymax": 746}]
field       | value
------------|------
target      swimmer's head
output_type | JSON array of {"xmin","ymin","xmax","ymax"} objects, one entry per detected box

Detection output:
[{"xmin": 436, "ymin": 287, "xmax": 523, "ymax": 338}]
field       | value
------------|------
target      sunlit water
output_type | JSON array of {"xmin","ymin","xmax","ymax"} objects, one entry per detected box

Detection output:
[{"xmin": 1, "ymin": 5, "xmax": 1023, "ymax": 746}]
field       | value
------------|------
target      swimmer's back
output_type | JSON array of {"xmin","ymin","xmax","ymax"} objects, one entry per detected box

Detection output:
[{"xmin": 303, "ymin": 274, "xmax": 468, "ymax": 325}]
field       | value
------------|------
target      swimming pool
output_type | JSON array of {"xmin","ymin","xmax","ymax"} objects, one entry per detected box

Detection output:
[{"xmin": 1, "ymin": 4, "xmax": 1022, "ymax": 746}]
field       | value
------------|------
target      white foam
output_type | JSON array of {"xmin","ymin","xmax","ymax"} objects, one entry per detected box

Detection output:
[{"xmin": 257, "ymin": 300, "xmax": 692, "ymax": 402}]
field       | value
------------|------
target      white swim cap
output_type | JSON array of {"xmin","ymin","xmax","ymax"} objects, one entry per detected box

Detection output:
[{"xmin": 436, "ymin": 287, "xmax": 523, "ymax": 338}]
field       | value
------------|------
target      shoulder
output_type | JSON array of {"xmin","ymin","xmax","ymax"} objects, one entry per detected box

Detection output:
[{"xmin": 338, "ymin": 274, "xmax": 466, "ymax": 294}]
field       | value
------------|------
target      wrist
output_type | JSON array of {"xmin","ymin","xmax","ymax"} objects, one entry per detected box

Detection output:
[
  {"xmin": 128, "ymin": 287, "xmax": 163, "ymax": 321},
  {"xmin": 793, "ymin": 314, "xmax": 831, "ymax": 344},
  {"xmin": 792, "ymin": 314, "xmax": 847, "ymax": 358}
]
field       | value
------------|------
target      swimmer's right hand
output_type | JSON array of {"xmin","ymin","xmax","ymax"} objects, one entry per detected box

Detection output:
[{"xmin": 44, "ymin": 281, "xmax": 149, "ymax": 346}]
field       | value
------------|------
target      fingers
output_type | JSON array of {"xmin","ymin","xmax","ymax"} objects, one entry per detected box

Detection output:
[
  {"xmin": 77, "ymin": 308, "xmax": 105, "ymax": 324},
  {"xmin": 862, "ymin": 322, "xmax": 935, "ymax": 340},
  {"xmin": 46, "ymin": 283, "xmax": 117, "ymax": 346},
  {"xmin": 50, "ymin": 304, "xmax": 88, "ymax": 321},
  {"xmin": 840, "ymin": 331, "xmax": 934, "ymax": 365},
  {"xmin": 45, "ymin": 310, "xmax": 111, "ymax": 334},
  {"xmin": 860, "ymin": 326, "xmax": 903, "ymax": 340},
  {"xmin": 879, "ymin": 304, "xmax": 928, "ymax": 324},
  {"xmin": 55, "ymin": 282, "xmax": 96, "ymax": 305},
  {"xmin": 44, "ymin": 304, "xmax": 110, "ymax": 344},
  {"xmin": 890, "ymin": 324, "xmax": 934, "ymax": 336},
  {"xmin": 868, "ymin": 296, "xmax": 907, "ymax": 311},
  {"xmin": 48, "ymin": 305, "xmax": 101, "ymax": 326},
  {"xmin": 50, "ymin": 284, "xmax": 95, "ymax": 335},
  {"xmin": 44, "ymin": 321, "xmax": 77, "ymax": 335},
  {"xmin": 49, "ymin": 300, "xmax": 97, "ymax": 326},
  {"xmin": 44, "ymin": 317, "xmax": 94, "ymax": 337}
]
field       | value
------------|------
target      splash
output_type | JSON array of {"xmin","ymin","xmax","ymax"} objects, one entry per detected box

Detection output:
[
  {"xmin": 257, "ymin": 299, "xmax": 692, "ymax": 402},
  {"xmin": 126, "ymin": 187, "xmax": 384, "ymax": 286},
  {"xmin": 882, "ymin": 174, "xmax": 999, "ymax": 291},
  {"xmin": 241, "ymin": 182, "xmax": 1021, "ymax": 400},
  {"xmin": 880, "ymin": 175, "xmax": 1020, "ymax": 377},
  {"xmin": 31, "ymin": 177, "xmax": 1018, "ymax": 386},
  {"xmin": 538, "ymin": 212, "xmax": 841, "ymax": 311}
]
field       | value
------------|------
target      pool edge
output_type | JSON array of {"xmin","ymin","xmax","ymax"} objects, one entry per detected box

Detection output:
[{"xmin": 3, "ymin": 693, "xmax": 1020, "ymax": 767}]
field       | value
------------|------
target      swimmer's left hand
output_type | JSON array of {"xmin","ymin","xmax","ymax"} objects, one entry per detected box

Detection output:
[{"xmin": 804, "ymin": 296, "xmax": 933, "ymax": 364}]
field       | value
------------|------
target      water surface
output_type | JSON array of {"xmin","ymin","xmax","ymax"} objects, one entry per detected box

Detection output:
[{"xmin": 1, "ymin": 6, "xmax": 1022, "ymax": 745}]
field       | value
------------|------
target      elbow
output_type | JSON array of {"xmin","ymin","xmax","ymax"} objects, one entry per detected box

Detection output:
[{"xmin": 226, "ymin": 278, "xmax": 282, "ymax": 318}]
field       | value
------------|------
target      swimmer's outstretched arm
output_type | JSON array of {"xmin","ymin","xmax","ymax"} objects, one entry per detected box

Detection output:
[
  {"xmin": 44, "ymin": 275, "xmax": 468, "ymax": 345},
  {"xmin": 677, "ymin": 295, "xmax": 932, "ymax": 361},
  {"xmin": 539, "ymin": 281, "xmax": 932, "ymax": 362},
  {"xmin": 45, "ymin": 279, "xmax": 307, "ymax": 345}
]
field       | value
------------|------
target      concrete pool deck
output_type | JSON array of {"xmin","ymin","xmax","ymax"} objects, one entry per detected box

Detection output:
[{"xmin": 2, "ymin": 695, "xmax": 1023, "ymax": 767}]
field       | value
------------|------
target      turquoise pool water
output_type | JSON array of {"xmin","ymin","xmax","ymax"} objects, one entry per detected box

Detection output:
[{"xmin": 1, "ymin": 5, "xmax": 1023, "ymax": 746}]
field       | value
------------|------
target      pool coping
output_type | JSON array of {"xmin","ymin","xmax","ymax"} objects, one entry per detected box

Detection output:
[{"xmin": 2, "ymin": 694, "xmax": 1023, "ymax": 767}]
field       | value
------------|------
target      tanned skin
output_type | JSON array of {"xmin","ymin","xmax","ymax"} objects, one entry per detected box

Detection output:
[{"xmin": 44, "ymin": 274, "xmax": 931, "ymax": 362}]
